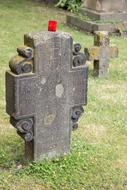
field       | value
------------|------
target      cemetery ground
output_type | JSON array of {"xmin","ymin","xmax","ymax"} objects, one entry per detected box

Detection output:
[{"xmin": 0, "ymin": 0, "xmax": 127, "ymax": 189}]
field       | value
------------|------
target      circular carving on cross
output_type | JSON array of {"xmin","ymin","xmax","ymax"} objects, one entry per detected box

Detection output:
[{"xmin": 15, "ymin": 118, "xmax": 34, "ymax": 142}]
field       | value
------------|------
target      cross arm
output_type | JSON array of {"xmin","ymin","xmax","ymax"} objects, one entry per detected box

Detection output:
[
  {"xmin": 6, "ymin": 46, "xmax": 36, "ymax": 143},
  {"xmin": 84, "ymin": 45, "xmax": 118, "ymax": 61}
]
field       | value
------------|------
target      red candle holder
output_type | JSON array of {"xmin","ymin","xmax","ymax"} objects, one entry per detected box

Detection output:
[{"xmin": 48, "ymin": 20, "xmax": 57, "ymax": 32}]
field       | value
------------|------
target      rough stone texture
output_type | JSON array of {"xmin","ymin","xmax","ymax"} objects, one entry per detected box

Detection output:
[
  {"xmin": 84, "ymin": 31, "xmax": 118, "ymax": 77},
  {"xmin": 67, "ymin": 0, "xmax": 127, "ymax": 33},
  {"xmin": 6, "ymin": 31, "xmax": 88, "ymax": 160}
]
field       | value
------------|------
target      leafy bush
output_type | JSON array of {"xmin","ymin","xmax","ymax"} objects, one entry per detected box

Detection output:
[{"xmin": 56, "ymin": 0, "xmax": 82, "ymax": 12}]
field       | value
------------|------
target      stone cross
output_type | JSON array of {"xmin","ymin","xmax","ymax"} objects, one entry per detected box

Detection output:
[
  {"xmin": 6, "ymin": 31, "xmax": 88, "ymax": 160},
  {"xmin": 84, "ymin": 31, "xmax": 118, "ymax": 77}
]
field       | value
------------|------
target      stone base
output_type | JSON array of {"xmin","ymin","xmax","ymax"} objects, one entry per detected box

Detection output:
[
  {"xmin": 66, "ymin": 15, "xmax": 127, "ymax": 33},
  {"xmin": 80, "ymin": 7, "xmax": 127, "ymax": 21}
]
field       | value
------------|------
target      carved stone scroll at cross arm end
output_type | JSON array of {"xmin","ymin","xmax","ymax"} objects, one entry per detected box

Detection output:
[
  {"xmin": 10, "ymin": 117, "xmax": 34, "ymax": 142},
  {"xmin": 73, "ymin": 43, "xmax": 87, "ymax": 67},
  {"xmin": 9, "ymin": 46, "xmax": 33, "ymax": 75},
  {"xmin": 71, "ymin": 106, "xmax": 84, "ymax": 130}
]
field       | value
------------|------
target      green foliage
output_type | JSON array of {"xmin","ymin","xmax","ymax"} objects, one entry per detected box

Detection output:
[
  {"xmin": 0, "ymin": 129, "xmax": 24, "ymax": 169},
  {"xmin": 19, "ymin": 137, "xmax": 122, "ymax": 190},
  {"xmin": 56, "ymin": 0, "xmax": 82, "ymax": 12}
]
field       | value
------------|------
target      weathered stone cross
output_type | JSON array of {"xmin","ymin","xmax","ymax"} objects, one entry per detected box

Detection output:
[
  {"xmin": 6, "ymin": 31, "xmax": 88, "ymax": 160},
  {"xmin": 84, "ymin": 31, "xmax": 118, "ymax": 77}
]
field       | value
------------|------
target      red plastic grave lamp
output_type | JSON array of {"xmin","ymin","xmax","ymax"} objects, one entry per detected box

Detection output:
[{"xmin": 48, "ymin": 20, "xmax": 57, "ymax": 32}]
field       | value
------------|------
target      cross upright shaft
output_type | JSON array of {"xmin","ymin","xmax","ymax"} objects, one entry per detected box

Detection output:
[{"xmin": 84, "ymin": 31, "xmax": 118, "ymax": 77}]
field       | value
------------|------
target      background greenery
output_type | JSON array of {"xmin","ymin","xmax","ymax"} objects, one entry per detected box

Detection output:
[
  {"xmin": 56, "ymin": 0, "xmax": 82, "ymax": 12},
  {"xmin": 0, "ymin": 0, "xmax": 127, "ymax": 189}
]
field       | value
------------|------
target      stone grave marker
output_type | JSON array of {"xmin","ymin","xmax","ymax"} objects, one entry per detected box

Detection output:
[
  {"xmin": 67, "ymin": 0, "xmax": 127, "ymax": 33},
  {"xmin": 84, "ymin": 31, "xmax": 118, "ymax": 77},
  {"xmin": 6, "ymin": 30, "xmax": 88, "ymax": 160}
]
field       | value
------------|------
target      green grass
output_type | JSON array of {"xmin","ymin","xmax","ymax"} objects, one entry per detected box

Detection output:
[{"xmin": 0, "ymin": 0, "xmax": 127, "ymax": 189}]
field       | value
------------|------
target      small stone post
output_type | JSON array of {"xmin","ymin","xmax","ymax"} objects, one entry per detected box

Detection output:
[{"xmin": 84, "ymin": 31, "xmax": 118, "ymax": 77}]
